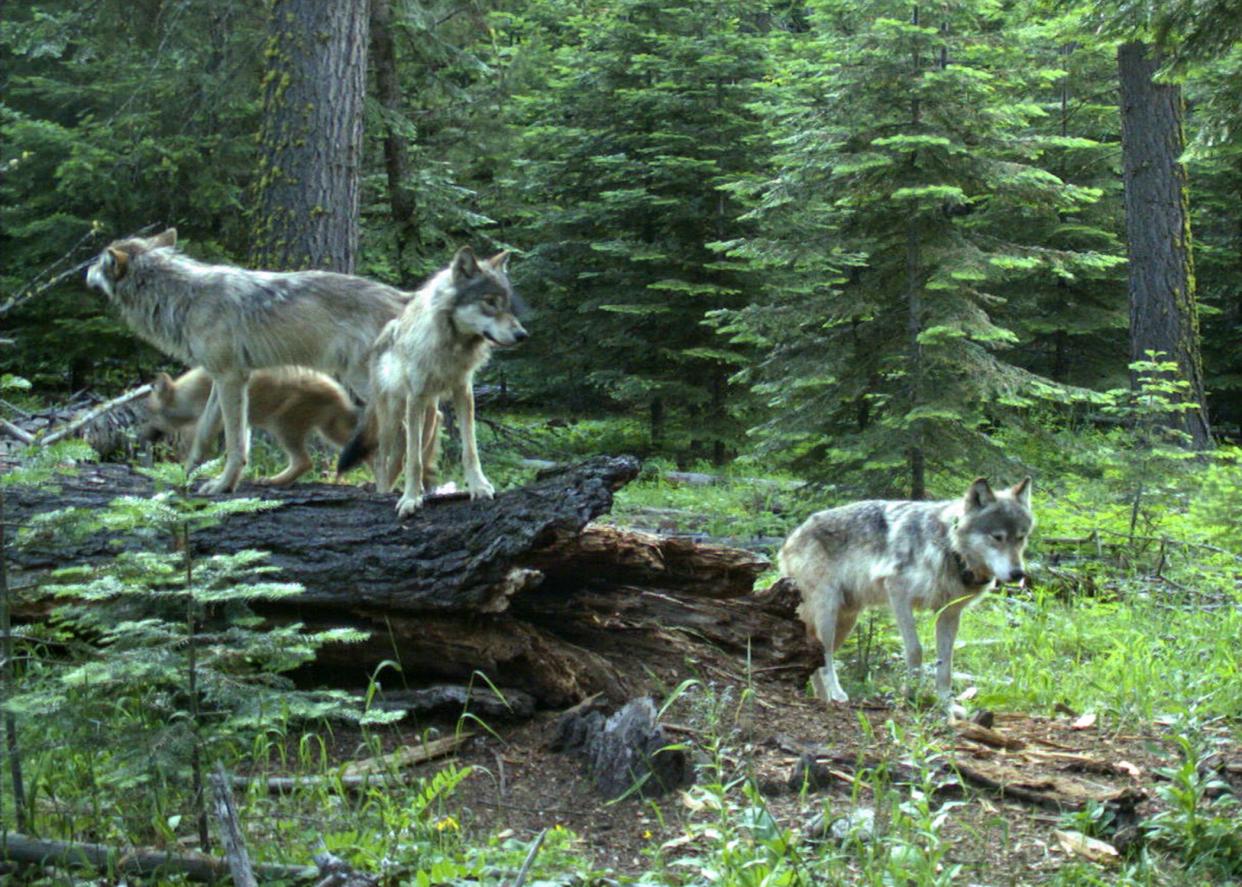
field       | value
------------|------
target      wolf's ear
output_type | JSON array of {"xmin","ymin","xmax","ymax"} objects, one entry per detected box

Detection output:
[
  {"xmin": 152, "ymin": 228, "xmax": 177, "ymax": 249},
  {"xmin": 106, "ymin": 247, "xmax": 130, "ymax": 280},
  {"xmin": 1012, "ymin": 476, "xmax": 1032, "ymax": 507},
  {"xmin": 153, "ymin": 372, "xmax": 174, "ymax": 397},
  {"xmin": 451, "ymin": 246, "xmax": 480, "ymax": 281},
  {"xmin": 486, "ymin": 250, "xmax": 511, "ymax": 273},
  {"xmin": 965, "ymin": 477, "xmax": 996, "ymax": 511}
]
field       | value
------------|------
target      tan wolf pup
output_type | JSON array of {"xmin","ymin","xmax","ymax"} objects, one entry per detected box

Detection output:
[
  {"xmin": 145, "ymin": 367, "xmax": 361, "ymax": 486},
  {"xmin": 85, "ymin": 229, "xmax": 410, "ymax": 493},
  {"xmin": 779, "ymin": 477, "xmax": 1033, "ymax": 714},
  {"xmin": 336, "ymin": 247, "xmax": 528, "ymax": 517}
]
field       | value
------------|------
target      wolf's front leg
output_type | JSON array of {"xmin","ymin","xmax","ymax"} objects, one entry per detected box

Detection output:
[
  {"xmin": 199, "ymin": 374, "xmax": 249, "ymax": 494},
  {"xmin": 395, "ymin": 397, "xmax": 426, "ymax": 518},
  {"xmin": 887, "ymin": 581, "xmax": 931, "ymax": 699},
  {"xmin": 454, "ymin": 381, "xmax": 493, "ymax": 500},
  {"xmin": 187, "ymin": 385, "xmax": 222, "ymax": 469},
  {"xmin": 934, "ymin": 602, "xmax": 968, "ymax": 719}
]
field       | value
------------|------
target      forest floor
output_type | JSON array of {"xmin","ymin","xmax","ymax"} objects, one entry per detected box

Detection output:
[{"xmin": 387, "ymin": 601, "xmax": 1236, "ymax": 884}]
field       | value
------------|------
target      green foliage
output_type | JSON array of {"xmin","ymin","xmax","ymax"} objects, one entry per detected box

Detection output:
[
  {"xmin": 1144, "ymin": 718, "xmax": 1242, "ymax": 878},
  {"xmin": 507, "ymin": 0, "xmax": 773, "ymax": 462},
  {"xmin": 7, "ymin": 460, "xmax": 368, "ymax": 840},
  {"xmin": 0, "ymin": 0, "xmax": 264, "ymax": 390},
  {"xmin": 714, "ymin": 0, "xmax": 1126, "ymax": 496}
]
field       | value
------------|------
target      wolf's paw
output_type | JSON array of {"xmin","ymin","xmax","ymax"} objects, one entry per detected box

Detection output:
[
  {"xmin": 466, "ymin": 475, "xmax": 495, "ymax": 500},
  {"xmin": 199, "ymin": 474, "xmax": 238, "ymax": 495},
  {"xmin": 811, "ymin": 670, "xmax": 849, "ymax": 704},
  {"xmin": 395, "ymin": 493, "xmax": 424, "ymax": 518}
]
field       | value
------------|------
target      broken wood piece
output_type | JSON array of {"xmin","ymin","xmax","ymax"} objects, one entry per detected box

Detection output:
[
  {"xmin": 366, "ymin": 684, "xmax": 537, "ymax": 721},
  {"xmin": 954, "ymin": 721, "xmax": 1027, "ymax": 751},
  {"xmin": 341, "ymin": 733, "xmax": 471, "ymax": 778},
  {"xmin": 1054, "ymin": 829, "xmax": 1120, "ymax": 865},
  {"xmin": 236, "ymin": 733, "xmax": 471, "ymax": 793},
  {"xmin": 210, "ymin": 763, "xmax": 258, "ymax": 887},
  {"xmin": 312, "ymin": 850, "xmax": 380, "ymax": 887},
  {"xmin": 551, "ymin": 697, "xmax": 693, "ymax": 800}
]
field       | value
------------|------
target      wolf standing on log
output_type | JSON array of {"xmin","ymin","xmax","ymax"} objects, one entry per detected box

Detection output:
[
  {"xmin": 780, "ymin": 477, "xmax": 1034, "ymax": 715},
  {"xmin": 337, "ymin": 246, "xmax": 528, "ymax": 517},
  {"xmin": 85, "ymin": 228, "xmax": 410, "ymax": 493}
]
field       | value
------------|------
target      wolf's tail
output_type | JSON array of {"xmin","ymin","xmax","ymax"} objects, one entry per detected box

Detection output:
[{"xmin": 336, "ymin": 404, "xmax": 378, "ymax": 476}]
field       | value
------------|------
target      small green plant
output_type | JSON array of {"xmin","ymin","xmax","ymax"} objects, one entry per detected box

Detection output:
[
  {"xmin": 1143, "ymin": 718, "xmax": 1242, "ymax": 878},
  {"xmin": 12, "ymin": 460, "xmax": 370, "ymax": 846}
]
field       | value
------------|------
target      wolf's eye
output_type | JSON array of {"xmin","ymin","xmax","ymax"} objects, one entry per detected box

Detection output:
[{"xmin": 991, "ymin": 531, "xmax": 1006, "ymax": 543}]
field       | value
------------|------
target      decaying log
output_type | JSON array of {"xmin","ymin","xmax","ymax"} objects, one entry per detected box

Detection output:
[
  {"xmin": 526, "ymin": 524, "xmax": 769, "ymax": 598},
  {"xmin": 365, "ymin": 684, "xmax": 537, "ymax": 721},
  {"xmin": 4, "ymin": 455, "xmax": 641, "ymax": 614},
  {"xmin": 3, "ymin": 455, "xmax": 816, "ymax": 708}
]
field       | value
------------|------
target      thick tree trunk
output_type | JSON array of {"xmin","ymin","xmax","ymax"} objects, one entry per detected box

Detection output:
[
  {"xmin": 3, "ymin": 458, "xmax": 814, "ymax": 707},
  {"xmin": 370, "ymin": 0, "xmax": 418, "ymax": 281},
  {"xmin": 250, "ymin": 0, "xmax": 370, "ymax": 273},
  {"xmin": 1117, "ymin": 40, "xmax": 1212, "ymax": 449}
]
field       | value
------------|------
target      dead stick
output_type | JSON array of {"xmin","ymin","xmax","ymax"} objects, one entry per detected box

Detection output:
[
  {"xmin": 211, "ymin": 763, "xmax": 258, "ymax": 887},
  {"xmin": 510, "ymin": 828, "xmax": 547, "ymax": 887},
  {"xmin": 0, "ymin": 420, "xmax": 33, "ymax": 445},
  {"xmin": 38, "ymin": 385, "xmax": 152, "ymax": 446}
]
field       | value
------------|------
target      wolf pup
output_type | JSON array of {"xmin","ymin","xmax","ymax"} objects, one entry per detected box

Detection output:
[
  {"xmin": 780, "ymin": 477, "xmax": 1033, "ymax": 712},
  {"xmin": 85, "ymin": 229, "xmax": 410, "ymax": 493},
  {"xmin": 145, "ymin": 367, "xmax": 361, "ymax": 486},
  {"xmin": 337, "ymin": 246, "xmax": 527, "ymax": 517}
]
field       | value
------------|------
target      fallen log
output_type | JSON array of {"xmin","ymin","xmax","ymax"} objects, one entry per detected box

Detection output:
[
  {"xmin": 3, "ymin": 455, "xmax": 816, "ymax": 707},
  {"xmin": 4, "ymin": 456, "xmax": 639, "ymax": 612}
]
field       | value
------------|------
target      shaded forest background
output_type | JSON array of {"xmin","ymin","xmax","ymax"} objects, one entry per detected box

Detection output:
[{"xmin": 3, "ymin": 0, "xmax": 1241, "ymax": 496}]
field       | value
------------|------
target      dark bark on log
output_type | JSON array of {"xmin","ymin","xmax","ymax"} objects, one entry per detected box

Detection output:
[
  {"xmin": 4, "ymin": 456, "xmax": 640, "ymax": 614},
  {"xmin": 3, "ymin": 456, "xmax": 817, "ymax": 707}
]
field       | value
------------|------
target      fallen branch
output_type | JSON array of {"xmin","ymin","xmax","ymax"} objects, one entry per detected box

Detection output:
[
  {"xmin": 0, "ymin": 228, "xmax": 105, "ymax": 319},
  {"xmin": 0, "ymin": 419, "xmax": 33, "ymax": 445},
  {"xmin": 38, "ymin": 384, "xmax": 151, "ymax": 446},
  {"xmin": 211, "ymin": 763, "xmax": 258, "ymax": 887},
  {"xmin": 236, "ymin": 733, "xmax": 470, "ymax": 793},
  {"xmin": 510, "ymin": 828, "xmax": 548, "ymax": 887},
  {"xmin": 0, "ymin": 831, "xmax": 316, "ymax": 883}
]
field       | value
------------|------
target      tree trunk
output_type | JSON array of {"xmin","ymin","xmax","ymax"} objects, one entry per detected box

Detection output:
[
  {"xmin": 1116, "ymin": 40, "xmax": 1212, "ymax": 449},
  {"xmin": 905, "ymin": 4, "xmax": 926, "ymax": 500},
  {"xmin": 250, "ymin": 0, "xmax": 370, "ymax": 273},
  {"xmin": 370, "ymin": 0, "xmax": 418, "ymax": 282}
]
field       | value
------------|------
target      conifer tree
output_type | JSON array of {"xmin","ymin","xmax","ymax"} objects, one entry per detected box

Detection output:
[
  {"xmin": 510, "ymin": 0, "xmax": 770, "ymax": 461},
  {"xmin": 717, "ymin": 0, "xmax": 1120, "ymax": 496}
]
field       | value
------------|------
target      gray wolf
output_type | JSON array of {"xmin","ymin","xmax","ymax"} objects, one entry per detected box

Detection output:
[
  {"xmin": 144, "ymin": 367, "xmax": 360, "ymax": 486},
  {"xmin": 336, "ymin": 246, "xmax": 527, "ymax": 517},
  {"xmin": 85, "ymin": 229, "xmax": 410, "ymax": 493},
  {"xmin": 779, "ymin": 477, "xmax": 1033, "ymax": 711}
]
